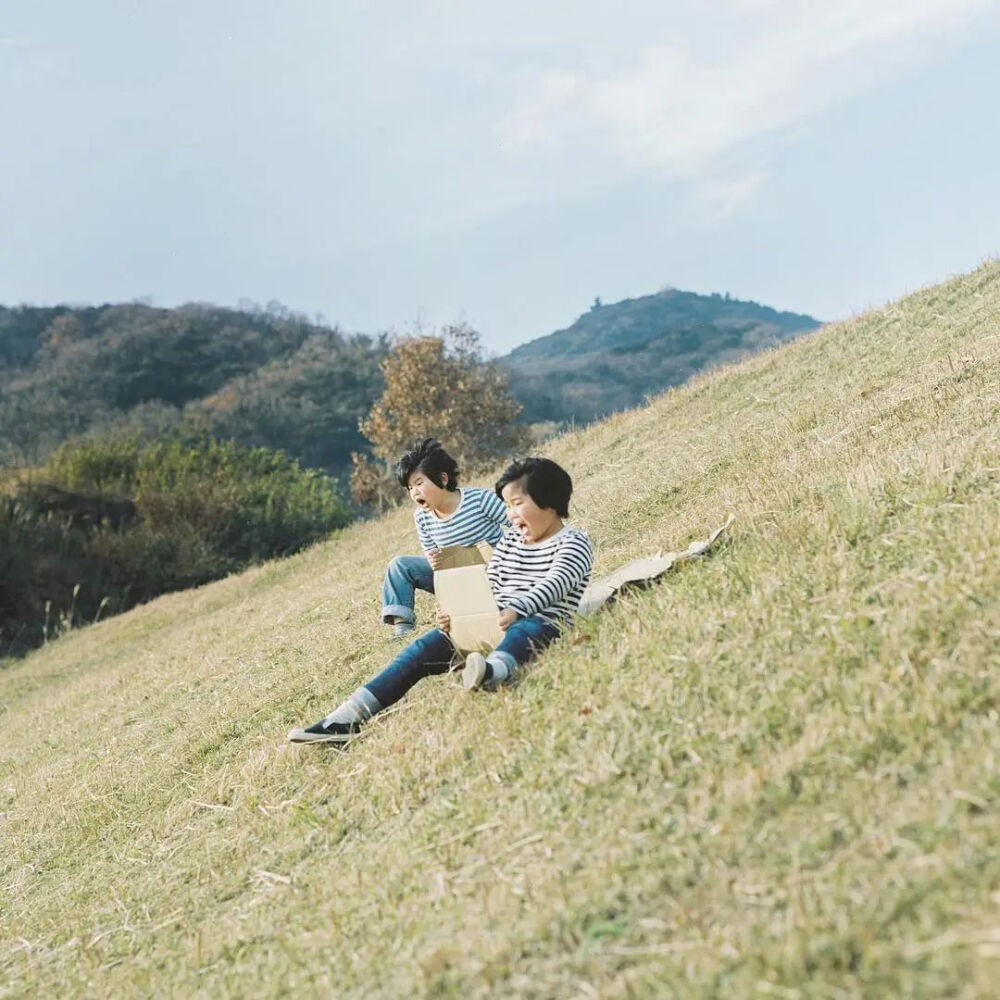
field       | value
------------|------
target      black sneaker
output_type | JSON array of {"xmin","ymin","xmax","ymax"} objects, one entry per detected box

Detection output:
[{"xmin": 287, "ymin": 717, "xmax": 361, "ymax": 744}]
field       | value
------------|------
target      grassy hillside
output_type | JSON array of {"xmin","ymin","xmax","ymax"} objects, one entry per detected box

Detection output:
[{"xmin": 2, "ymin": 263, "xmax": 998, "ymax": 997}]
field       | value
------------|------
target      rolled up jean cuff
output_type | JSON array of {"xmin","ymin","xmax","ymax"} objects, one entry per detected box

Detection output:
[
  {"xmin": 486, "ymin": 649, "xmax": 517, "ymax": 675},
  {"xmin": 381, "ymin": 603, "xmax": 415, "ymax": 624}
]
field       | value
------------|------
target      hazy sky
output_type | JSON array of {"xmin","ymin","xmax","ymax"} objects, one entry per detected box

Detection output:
[{"xmin": 2, "ymin": 0, "xmax": 999, "ymax": 353}]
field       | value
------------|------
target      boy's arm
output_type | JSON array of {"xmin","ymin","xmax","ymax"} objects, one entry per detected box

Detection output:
[
  {"xmin": 503, "ymin": 534, "xmax": 594, "ymax": 620},
  {"xmin": 414, "ymin": 511, "xmax": 435, "ymax": 555},
  {"xmin": 480, "ymin": 489, "xmax": 510, "ymax": 531}
]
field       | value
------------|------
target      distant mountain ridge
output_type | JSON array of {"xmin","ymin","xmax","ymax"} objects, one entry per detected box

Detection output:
[
  {"xmin": 503, "ymin": 287, "xmax": 820, "ymax": 424},
  {"xmin": 0, "ymin": 287, "xmax": 819, "ymax": 473}
]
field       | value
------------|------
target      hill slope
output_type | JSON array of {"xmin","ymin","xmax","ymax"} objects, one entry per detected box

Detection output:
[
  {"xmin": 504, "ymin": 288, "xmax": 820, "ymax": 423},
  {"xmin": 1, "ymin": 264, "xmax": 998, "ymax": 997},
  {"xmin": 0, "ymin": 302, "xmax": 387, "ymax": 473}
]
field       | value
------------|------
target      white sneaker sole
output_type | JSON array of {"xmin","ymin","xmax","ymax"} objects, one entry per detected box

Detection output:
[
  {"xmin": 462, "ymin": 652, "xmax": 488, "ymax": 691},
  {"xmin": 287, "ymin": 727, "xmax": 356, "ymax": 744}
]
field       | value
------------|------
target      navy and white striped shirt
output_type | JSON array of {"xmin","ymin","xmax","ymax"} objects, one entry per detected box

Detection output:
[
  {"xmin": 414, "ymin": 487, "xmax": 509, "ymax": 553},
  {"xmin": 487, "ymin": 525, "xmax": 594, "ymax": 624}
]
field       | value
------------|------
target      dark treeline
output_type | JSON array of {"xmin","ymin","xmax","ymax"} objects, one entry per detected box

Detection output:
[
  {"xmin": 0, "ymin": 301, "xmax": 389, "ymax": 475},
  {"xmin": 0, "ymin": 301, "xmax": 383, "ymax": 658},
  {"xmin": 1, "ymin": 291, "xmax": 819, "ymax": 475}
]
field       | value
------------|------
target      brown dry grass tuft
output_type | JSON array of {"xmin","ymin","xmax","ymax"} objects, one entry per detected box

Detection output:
[{"xmin": 2, "ymin": 261, "xmax": 999, "ymax": 997}]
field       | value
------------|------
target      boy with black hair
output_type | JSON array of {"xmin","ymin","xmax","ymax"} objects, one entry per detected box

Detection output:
[
  {"xmin": 380, "ymin": 438, "xmax": 508, "ymax": 639},
  {"xmin": 289, "ymin": 456, "xmax": 593, "ymax": 744}
]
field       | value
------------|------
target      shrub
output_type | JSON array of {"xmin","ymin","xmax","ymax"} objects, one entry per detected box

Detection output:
[
  {"xmin": 0, "ymin": 437, "xmax": 350, "ymax": 657},
  {"xmin": 135, "ymin": 438, "xmax": 348, "ymax": 565}
]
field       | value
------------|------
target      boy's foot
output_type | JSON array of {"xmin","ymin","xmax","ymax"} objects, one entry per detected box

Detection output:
[
  {"xmin": 287, "ymin": 718, "xmax": 361, "ymax": 744},
  {"xmin": 462, "ymin": 652, "xmax": 492, "ymax": 691},
  {"xmin": 392, "ymin": 622, "xmax": 416, "ymax": 640}
]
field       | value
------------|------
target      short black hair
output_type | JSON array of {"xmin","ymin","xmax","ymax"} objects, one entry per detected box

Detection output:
[
  {"xmin": 495, "ymin": 457, "xmax": 572, "ymax": 518},
  {"xmin": 395, "ymin": 438, "xmax": 460, "ymax": 491}
]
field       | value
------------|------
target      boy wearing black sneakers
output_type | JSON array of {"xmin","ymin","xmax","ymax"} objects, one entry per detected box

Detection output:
[{"xmin": 288, "ymin": 457, "xmax": 593, "ymax": 744}]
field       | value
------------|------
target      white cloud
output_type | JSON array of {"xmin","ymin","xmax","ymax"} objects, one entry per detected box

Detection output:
[{"xmin": 496, "ymin": 0, "xmax": 996, "ymax": 183}]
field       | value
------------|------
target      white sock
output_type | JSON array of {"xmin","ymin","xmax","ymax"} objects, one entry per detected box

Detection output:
[
  {"xmin": 322, "ymin": 686, "xmax": 382, "ymax": 726},
  {"xmin": 485, "ymin": 654, "xmax": 510, "ymax": 685}
]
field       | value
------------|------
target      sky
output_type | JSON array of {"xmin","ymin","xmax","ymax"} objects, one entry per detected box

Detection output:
[{"xmin": 2, "ymin": 0, "xmax": 999, "ymax": 354}]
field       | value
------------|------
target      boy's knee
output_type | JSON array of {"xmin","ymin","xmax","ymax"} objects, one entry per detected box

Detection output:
[{"xmin": 387, "ymin": 555, "xmax": 419, "ymax": 581}]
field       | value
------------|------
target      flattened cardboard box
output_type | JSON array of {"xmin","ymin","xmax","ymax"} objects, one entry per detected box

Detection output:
[
  {"xmin": 434, "ymin": 544, "xmax": 502, "ymax": 654},
  {"xmin": 578, "ymin": 516, "xmax": 733, "ymax": 615}
]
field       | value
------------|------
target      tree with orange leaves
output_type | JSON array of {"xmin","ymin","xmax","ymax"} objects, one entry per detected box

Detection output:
[{"xmin": 350, "ymin": 324, "xmax": 531, "ymax": 508}]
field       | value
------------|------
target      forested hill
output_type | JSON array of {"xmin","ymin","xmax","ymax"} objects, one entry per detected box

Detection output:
[
  {"xmin": 503, "ymin": 288, "xmax": 820, "ymax": 423},
  {"xmin": 0, "ymin": 288, "xmax": 818, "ymax": 472},
  {"xmin": 0, "ymin": 302, "xmax": 388, "ymax": 473}
]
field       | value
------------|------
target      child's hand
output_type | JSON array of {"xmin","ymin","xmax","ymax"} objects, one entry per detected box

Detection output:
[
  {"xmin": 428, "ymin": 549, "xmax": 443, "ymax": 570},
  {"xmin": 497, "ymin": 608, "xmax": 518, "ymax": 631},
  {"xmin": 435, "ymin": 608, "xmax": 451, "ymax": 632}
]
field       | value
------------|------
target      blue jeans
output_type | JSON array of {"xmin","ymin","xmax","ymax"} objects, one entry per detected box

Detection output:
[
  {"xmin": 365, "ymin": 615, "xmax": 562, "ymax": 709},
  {"xmin": 381, "ymin": 555, "xmax": 435, "ymax": 624}
]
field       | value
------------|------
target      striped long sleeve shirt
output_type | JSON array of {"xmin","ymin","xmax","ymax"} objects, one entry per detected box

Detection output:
[
  {"xmin": 487, "ymin": 525, "xmax": 594, "ymax": 624},
  {"xmin": 413, "ymin": 487, "xmax": 509, "ymax": 553}
]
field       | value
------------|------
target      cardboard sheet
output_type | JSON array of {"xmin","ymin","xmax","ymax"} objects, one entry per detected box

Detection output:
[
  {"xmin": 433, "ymin": 562, "xmax": 504, "ymax": 654},
  {"xmin": 578, "ymin": 516, "xmax": 734, "ymax": 616}
]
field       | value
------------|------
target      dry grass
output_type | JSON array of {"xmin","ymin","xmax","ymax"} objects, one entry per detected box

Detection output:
[{"xmin": 2, "ymin": 262, "xmax": 999, "ymax": 998}]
